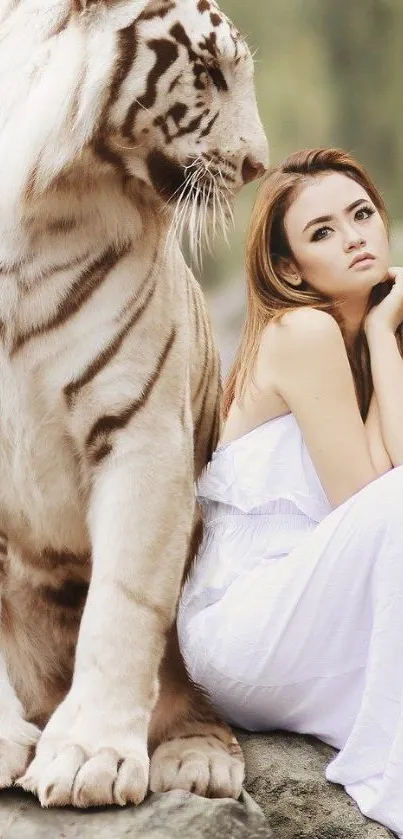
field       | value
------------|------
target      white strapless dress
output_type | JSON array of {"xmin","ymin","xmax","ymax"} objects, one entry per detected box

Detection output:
[{"xmin": 178, "ymin": 413, "xmax": 403, "ymax": 838}]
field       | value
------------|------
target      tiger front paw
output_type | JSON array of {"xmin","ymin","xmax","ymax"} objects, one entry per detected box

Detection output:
[
  {"xmin": 0, "ymin": 717, "xmax": 40, "ymax": 789},
  {"xmin": 19, "ymin": 742, "xmax": 149, "ymax": 808},
  {"xmin": 17, "ymin": 694, "xmax": 149, "ymax": 808},
  {"xmin": 150, "ymin": 734, "xmax": 244, "ymax": 798}
]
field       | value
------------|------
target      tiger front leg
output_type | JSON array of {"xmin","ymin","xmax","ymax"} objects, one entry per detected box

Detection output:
[
  {"xmin": 0, "ymin": 647, "xmax": 41, "ymax": 787},
  {"xmin": 18, "ymin": 437, "xmax": 194, "ymax": 808},
  {"xmin": 149, "ymin": 617, "xmax": 244, "ymax": 800}
]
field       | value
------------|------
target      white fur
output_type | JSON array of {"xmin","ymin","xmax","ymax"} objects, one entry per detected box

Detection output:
[{"xmin": 0, "ymin": 0, "xmax": 267, "ymax": 806}]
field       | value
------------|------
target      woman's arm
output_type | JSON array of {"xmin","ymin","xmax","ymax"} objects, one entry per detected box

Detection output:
[
  {"xmin": 365, "ymin": 392, "xmax": 392, "ymax": 475},
  {"xmin": 261, "ymin": 307, "xmax": 387, "ymax": 507},
  {"xmin": 365, "ymin": 268, "xmax": 403, "ymax": 468},
  {"xmin": 365, "ymin": 331, "xmax": 403, "ymax": 467}
]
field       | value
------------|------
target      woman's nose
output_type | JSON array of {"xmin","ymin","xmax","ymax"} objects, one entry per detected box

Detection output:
[{"xmin": 344, "ymin": 228, "xmax": 365, "ymax": 251}]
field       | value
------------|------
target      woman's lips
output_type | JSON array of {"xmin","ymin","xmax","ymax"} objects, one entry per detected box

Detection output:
[{"xmin": 349, "ymin": 252, "xmax": 376, "ymax": 268}]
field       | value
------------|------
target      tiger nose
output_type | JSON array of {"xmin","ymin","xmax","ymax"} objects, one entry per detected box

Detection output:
[{"xmin": 242, "ymin": 155, "xmax": 266, "ymax": 184}]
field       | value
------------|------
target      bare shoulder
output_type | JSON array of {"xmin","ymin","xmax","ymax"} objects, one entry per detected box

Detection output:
[
  {"xmin": 272, "ymin": 307, "xmax": 342, "ymax": 342},
  {"xmin": 261, "ymin": 308, "xmax": 344, "ymax": 361}
]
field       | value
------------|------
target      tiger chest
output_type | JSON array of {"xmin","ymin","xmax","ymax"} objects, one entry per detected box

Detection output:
[{"xmin": 0, "ymin": 351, "xmax": 87, "ymax": 551}]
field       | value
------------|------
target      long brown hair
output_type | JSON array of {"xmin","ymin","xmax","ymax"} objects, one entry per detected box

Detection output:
[{"xmin": 223, "ymin": 147, "xmax": 392, "ymax": 420}]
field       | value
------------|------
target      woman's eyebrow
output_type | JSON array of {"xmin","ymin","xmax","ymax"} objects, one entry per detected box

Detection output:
[{"xmin": 302, "ymin": 198, "xmax": 369, "ymax": 233}]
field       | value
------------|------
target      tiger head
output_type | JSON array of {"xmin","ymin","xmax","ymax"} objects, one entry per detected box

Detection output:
[
  {"xmin": 73, "ymin": 0, "xmax": 268, "ymax": 225},
  {"xmin": 1, "ymin": 0, "xmax": 268, "ymax": 243}
]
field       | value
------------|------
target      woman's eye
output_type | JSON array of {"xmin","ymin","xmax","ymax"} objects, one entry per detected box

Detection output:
[
  {"xmin": 355, "ymin": 205, "xmax": 375, "ymax": 221},
  {"xmin": 311, "ymin": 226, "xmax": 331, "ymax": 242}
]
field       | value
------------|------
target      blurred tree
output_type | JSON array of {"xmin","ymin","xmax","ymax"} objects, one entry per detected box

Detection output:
[
  {"xmin": 318, "ymin": 0, "xmax": 402, "ymax": 217},
  {"xmin": 199, "ymin": 0, "xmax": 403, "ymax": 288}
]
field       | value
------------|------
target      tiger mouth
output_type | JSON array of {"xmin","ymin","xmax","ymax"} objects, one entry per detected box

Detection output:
[
  {"xmin": 148, "ymin": 149, "xmax": 235, "ymax": 263},
  {"xmin": 147, "ymin": 150, "xmax": 235, "ymax": 207}
]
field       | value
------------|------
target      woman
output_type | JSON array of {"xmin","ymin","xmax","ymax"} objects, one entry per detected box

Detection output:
[{"xmin": 178, "ymin": 148, "xmax": 403, "ymax": 837}]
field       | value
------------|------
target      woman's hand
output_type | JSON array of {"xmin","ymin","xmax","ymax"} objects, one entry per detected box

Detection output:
[
  {"xmin": 365, "ymin": 268, "xmax": 403, "ymax": 335},
  {"xmin": 364, "ymin": 269, "xmax": 403, "ymax": 469}
]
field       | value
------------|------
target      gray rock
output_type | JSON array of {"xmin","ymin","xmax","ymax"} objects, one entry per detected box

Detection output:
[
  {"xmin": 239, "ymin": 730, "xmax": 395, "ymax": 839},
  {"xmin": 0, "ymin": 733, "xmax": 398, "ymax": 837},
  {"xmin": 0, "ymin": 787, "xmax": 273, "ymax": 839}
]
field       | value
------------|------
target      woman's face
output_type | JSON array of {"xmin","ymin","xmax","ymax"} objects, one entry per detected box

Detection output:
[{"xmin": 283, "ymin": 172, "xmax": 390, "ymax": 301}]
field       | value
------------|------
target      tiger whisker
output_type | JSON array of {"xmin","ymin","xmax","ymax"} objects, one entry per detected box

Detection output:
[
  {"xmin": 164, "ymin": 167, "xmax": 199, "ymax": 246},
  {"xmin": 199, "ymin": 185, "xmax": 208, "ymax": 265},
  {"xmin": 216, "ymin": 166, "xmax": 233, "ymax": 194},
  {"xmin": 164, "ymin": 167, "xmax": 197, "ymax": 252},
  {"xmin": 113, "ymin": 140, "xmax": 143, "ymax": 152},
  {"xmin": 216, "ymin": 185, "xmax": 230, "ymax": 247},
  {"xmin": 165, "ymin": 180, "xmax": 191, "ymax": 255},
  {"xmin": 164, "ymin": 155, "xmax": 236, "ymax": 268},
  {"xmin": 212, "ymin": 181, "xmax": 217, "ymax": 239},
  {"xmin": 133, "ymin": 98, "xmax": 152, "ymax": 115},
  {"xmin": 163, "ymin": 175, "xmax": 193, "ymax": 208},
  {"xmin": 163, "ymin": 161, "xmax": 204, "ymax": 210},
  {"xmin": 204, "ymin": 179, "xmax": 214, "ymax": 254}
]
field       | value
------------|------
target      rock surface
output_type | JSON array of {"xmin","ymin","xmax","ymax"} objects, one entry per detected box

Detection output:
[
  {"xmin": 239, "ymin": 730, "xmax": 395, "ymax": 839},
  {"xmin": 0, "ymin": 733, "xmax": 397, "ymax": 837},
  {"xmin": 0, "ymin": 785, "xmax": 272, "ymax": 839}
]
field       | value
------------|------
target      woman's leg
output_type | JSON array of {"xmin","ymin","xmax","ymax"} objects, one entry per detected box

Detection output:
[{"xmin": 179, "ymin": 466, "xmax": 403, "ymax": 837}]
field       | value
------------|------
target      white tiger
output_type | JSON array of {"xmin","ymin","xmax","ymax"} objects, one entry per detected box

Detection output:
[{"xmin": 0, "ymin": 0, "xmax": 268, "ymax": 808}]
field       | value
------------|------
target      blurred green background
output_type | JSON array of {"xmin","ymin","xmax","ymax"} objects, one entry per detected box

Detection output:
[{"xmin": 201, "ymin": 0, "xmax": 403, "ymax": 371}]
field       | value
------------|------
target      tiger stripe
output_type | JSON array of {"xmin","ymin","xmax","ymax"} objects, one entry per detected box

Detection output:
[
  {"xmin": 69, "ymin": 65, "xmax": 87, "ymax": 130},
  {"xmin": 86, "ymin": 326, "xmax": 177, "ymax": 463},
  {"xmin": 39, "ymin": 579, "xmax": 88, "ymax": 611},
  {"xmin": 44, "ymin": 217, "xmax": 78, "ymax": 235},
  {"xmin": 64, "ymin": 248, "xmax": 159, "ymax": 408},
  {"xmin": 188, "ymin": 276, "xmax": 201, "ymax": 343},
  {"xmin": 139, "ymin": 2, "xmax": 176, "ymax": 22},
  {"xmin": 199, "ymin": 111, "xmax": 219, "ymax": 138},
  {"xmin": 105, "ymin": 24, "xmax": 138, "ymax": 113},
  {"xmin": 123, "ymin": 38, "xmax": 179, "ymax": 138},
  {"xmin": 189, "ymin": 276, "xmax": 220, "ymax": 472},
  {"xmin": 194, "ymin": 347, "xmax": 216, "ymax": 445},
  {"xmin": 205, "ymin": 378, "xmax": 221, "ymax": 461},
  {"xmin": 193, "ymin": 295, "xmax": 211, "ymax": 403},
  {"xmin": 0, "ymin": 531, "xmax": 7, "ymax": 558},
  {"xmin": 23, "ymin": 248, "xmax": 92, "ymax": 287},
  {"xmin": 21, "ymin": 549, "xmax": 89, "ymax": 572},
  {"xmin": 171, "ymin": 109, "xmax": 208, "ymax": 142},
  {"xmin": 50, "ymin": 12, "xmax": 70, "ymax": 38},
  {"xmin": 93, "ymin": 23, "xmax": 138, "ymax": 173},
  {"xmin": 13, "ymin": 241, "xmax": 131, "ymax": 354}
]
